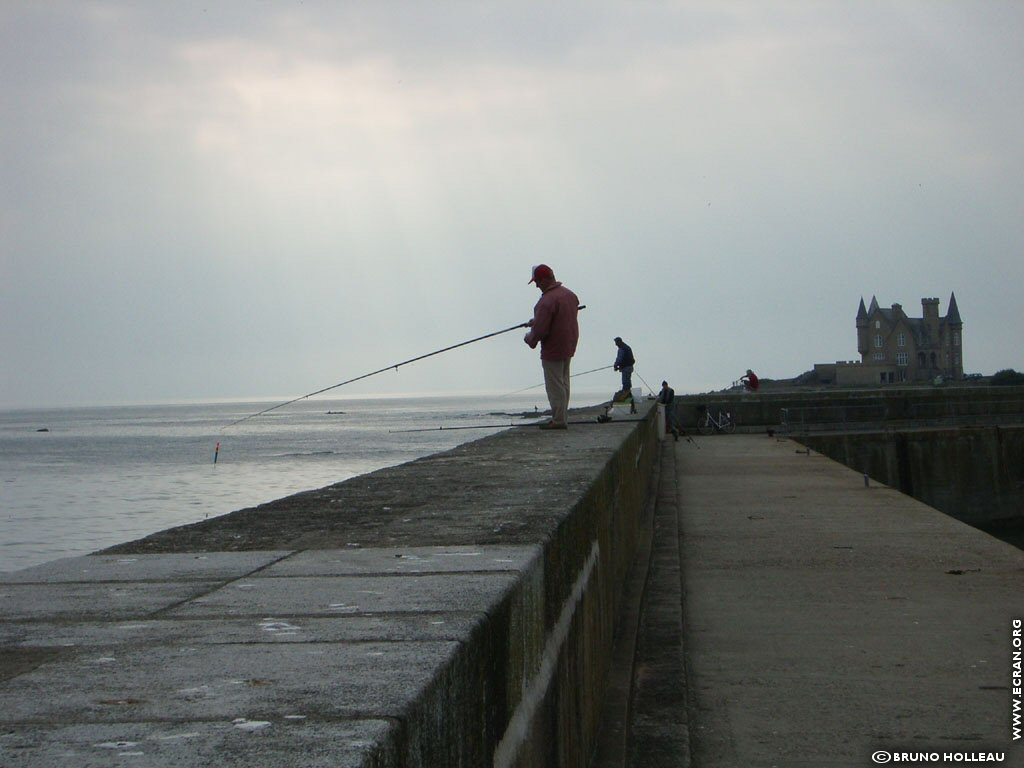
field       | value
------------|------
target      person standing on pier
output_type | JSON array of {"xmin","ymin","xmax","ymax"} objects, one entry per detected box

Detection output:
[
  {"xmin": 659, "ymin": 380, "xmax": 680, "ymax": 441},
  {"xmin": 613, "ymin": 337, "xmax": 635, "ymax": 395},
  {"xmin": 524, "ymin": 264, "xmax": 580, "ymax": 430}
]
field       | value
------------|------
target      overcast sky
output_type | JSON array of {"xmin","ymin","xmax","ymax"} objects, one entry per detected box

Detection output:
[{"xmin": 2, "ymin": 1, "xmax": 1021, "ymax": 409}]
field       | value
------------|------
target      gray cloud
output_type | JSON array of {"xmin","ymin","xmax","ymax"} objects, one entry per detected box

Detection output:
[{"xmin": 2, "ymin": 1, "xmax": 1022, "ymax": 407}]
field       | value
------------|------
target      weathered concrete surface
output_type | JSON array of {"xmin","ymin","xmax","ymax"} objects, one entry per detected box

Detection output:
[
  {"xmin": 670, "ymin": 434, "xmax": 1023, "ymax": 767},
  {"xmin": 0, "ymin": 405, "xmax": 660, "ymax": 767}
]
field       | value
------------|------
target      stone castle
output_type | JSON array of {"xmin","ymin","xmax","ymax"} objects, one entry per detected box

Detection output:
[{"xmin": 814, "ymin": 293, "xmax": 963, "ymax": 386}]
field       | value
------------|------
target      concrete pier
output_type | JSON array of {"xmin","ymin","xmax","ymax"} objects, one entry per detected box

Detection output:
[
  {"xmin": 3, "ymin": 402, "xmax": 1023, "ymax": 767},
  {"xmin": 0, "ymin": 404, "xmax": 658, "ymax": 767},
  {"xmin": 624, "ymin": 433, "xmax": 1023, "ymax": 767}
]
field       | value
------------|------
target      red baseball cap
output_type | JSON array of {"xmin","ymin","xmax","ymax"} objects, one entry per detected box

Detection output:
[{"xmin": 529, "ymin": 264, "xmax": 554, "ymax": 284}]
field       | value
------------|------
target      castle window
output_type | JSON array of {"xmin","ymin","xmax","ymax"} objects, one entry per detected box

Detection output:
[
  {"xmin": 875, "ymin": 321, "xmax": 881, "ymax": 329},
  {"xmin": 896, "ymin": 352, "xmax": 908, "ymax": 366},
  {"xmin": 953, "ymin": 332, "xmax": 961, "ymax": 347},
  {"xmin": 874, "ymin": 334, "xmax": 883, "ymax": 348},
  {"xmin": 873, "ymin": 352, "xmax": 885, "ymax": 361},
  {"xmin": 897, "ymin": 332, "xmax": 906, "ymax": 347}
]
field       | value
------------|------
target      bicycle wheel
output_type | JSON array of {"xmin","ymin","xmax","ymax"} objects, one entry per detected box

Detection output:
[
  {"xmin": 697, "ymin": 415, "xmax": 713, "ymax": 435},
  {"xmin": 723, "ymin": 419, "xmax": 736, "ymax": 434}
]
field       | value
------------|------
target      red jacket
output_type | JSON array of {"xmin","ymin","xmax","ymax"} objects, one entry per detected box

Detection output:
[{"xmin": 525, "ymin": 283, "xmax": 579, "ymax": 361}]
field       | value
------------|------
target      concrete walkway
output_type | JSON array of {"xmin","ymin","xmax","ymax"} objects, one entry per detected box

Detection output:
[{"xmin": 632, "ymin": 434, "xmax": 1023, "ymax": 767}]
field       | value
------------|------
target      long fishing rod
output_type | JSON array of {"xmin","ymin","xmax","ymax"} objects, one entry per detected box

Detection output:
[
  {"xmin": 391, "ymin": 418, "xmax": 646, "ymax": 433},
  {"xmin": 223, "ymin": 307, "xmax": 586, "ymax": 430},
  {"xmin": 501, "ymin": 364, "xmax": 614, "ymax": 397},
  {"xmin": 391, "ymin": 422, "xmax": 533, "ymax": 433}
]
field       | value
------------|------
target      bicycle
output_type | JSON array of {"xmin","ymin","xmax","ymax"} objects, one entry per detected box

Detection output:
[{"xmin": 696, "ymin": 406, "xmax": 736, "ymax": 435}]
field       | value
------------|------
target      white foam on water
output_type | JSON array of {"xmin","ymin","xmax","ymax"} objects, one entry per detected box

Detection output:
[{"xmin": 233, "ymin": 719, "xmax": 272, "ymax": 732}]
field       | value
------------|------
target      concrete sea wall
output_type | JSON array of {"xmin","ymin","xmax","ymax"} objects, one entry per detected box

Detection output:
[
  {"xmin": 668, "ymin": 385, "xmax": 1024, "ymax": 531},
  {"xmin": 1, "ymin": 405, "xmax": 660, "ymax": 767},
  {"xmin": 673, "ymin": 383, "xmax": 1024, "ymax": 432},
  {"xmin": 796, "ymin": 425, "xmax": 1024, "ymax": 531},
  {"xmin": 486, "ymin": 409, "xmax": 658, "ymax": 767}
]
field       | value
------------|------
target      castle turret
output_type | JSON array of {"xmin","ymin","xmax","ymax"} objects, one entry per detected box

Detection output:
[
  {"xmin": 946, "ymin": 292, "xmax": 963, "ymax": 379},
  {"xmin": 856, "ymin": 297, "xmax": 869, "ymax": 357},
  {"xmin": 946, "ymin": 292, "xmax": 962, "ymax": 326}
]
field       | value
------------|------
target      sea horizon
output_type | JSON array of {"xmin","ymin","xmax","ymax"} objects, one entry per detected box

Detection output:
[
  {"xmin": 0, "ymin": 385, "xmax": 616, "ymax": 413},
  {"xmin": 1, "ymin": 392, "xmax": 610, "ymax": 573}
]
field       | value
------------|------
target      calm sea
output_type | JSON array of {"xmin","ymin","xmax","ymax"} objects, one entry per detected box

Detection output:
[{"xmin": 0, "ymin": 394, "xmax": 552, "ymax": 573}]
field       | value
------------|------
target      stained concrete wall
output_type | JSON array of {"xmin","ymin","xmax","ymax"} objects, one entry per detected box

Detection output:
[
  {"xmin": 493, "ymin": 410, "xmax": 659, "ymax": 767},
  {"xmin": 672, "ymin": 383, "xmax": 1024, "ymax": 431},
  {"xmin": 666, "ymin": 386, "xmax": 1024, "ymax": 533},
  {"xmin": 796, "ymin": 426, "xmax": 1024, "ymax": 530}
]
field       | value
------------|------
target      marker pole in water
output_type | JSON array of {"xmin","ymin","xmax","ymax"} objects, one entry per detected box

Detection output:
[{"xmin": 213, "ymin": 441, "xmax": 220, "ymax": 465}]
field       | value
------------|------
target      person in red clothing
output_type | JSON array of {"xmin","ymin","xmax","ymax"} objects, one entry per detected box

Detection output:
[
  {"xmin": 741, "ymin": 369, "xmax": 760, "ymax": 392},
  {"xmin": 524, "ymin": 264, "xmax": 580, "ymax": 429}
]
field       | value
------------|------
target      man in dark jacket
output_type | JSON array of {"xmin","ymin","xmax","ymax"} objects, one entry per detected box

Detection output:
[{"xmin": 613, "ymin": 337, "xmax": 635, "ymax": 395}]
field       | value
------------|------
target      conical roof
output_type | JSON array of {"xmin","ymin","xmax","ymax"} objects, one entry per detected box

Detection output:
[{"xmin": 946, "ymin": 292, "xmax": 962, "ymax": 324}]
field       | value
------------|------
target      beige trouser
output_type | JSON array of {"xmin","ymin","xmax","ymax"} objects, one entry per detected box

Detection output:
[{"xmin": 542, "ymin": 358, "xmax": 571, "ymax": 425}]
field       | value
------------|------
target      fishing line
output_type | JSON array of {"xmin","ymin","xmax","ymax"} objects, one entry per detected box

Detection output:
[
  {"xmin": 633, "ymin": 369, "xmax": 657, "ymax": 397},
  {"xmin": 500, "ymin": 364, "xmax": 613, "ymax": 397},
  {"xmin": 222, "ymin": 308, "xmax": 586, "ymax": 431},
  {"xmin": 391, "ymin": 418, "xmax": 645, "ymax": 433},
  {"xmin": 391, "ymin": 422, "xmax": 534, "ymax": 433}
]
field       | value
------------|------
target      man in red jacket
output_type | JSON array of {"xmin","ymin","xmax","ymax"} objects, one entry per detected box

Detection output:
[{"xmin": 524, "ymin": 264, "xmax": 580, "ymax": 430}]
